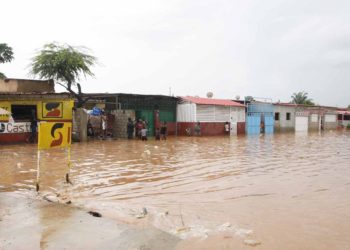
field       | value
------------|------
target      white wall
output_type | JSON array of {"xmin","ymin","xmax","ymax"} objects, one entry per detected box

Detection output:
[
  {"xmin": 274, "ymin": 105, "xmax": 296, "ymax": 129},
  {"xmin": 197, "ymin": 105, "xmax": 215, "ymax": 122},
  {"xmin": 177, "ymin": 103, "xmax": 196, "ymax": 122},
  {"xmin": 177, "ymin": 103, "xmax": 245, "ymax": 123}
]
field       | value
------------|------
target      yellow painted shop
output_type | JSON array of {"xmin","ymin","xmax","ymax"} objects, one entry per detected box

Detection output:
[{"xmin": 0, "ymin": 93, "xmax": 73, "ymax": 143}]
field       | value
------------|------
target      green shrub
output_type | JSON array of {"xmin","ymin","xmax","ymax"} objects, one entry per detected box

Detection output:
[{"xmin": 346, "ymin": 124, "xmax": 350, "ymax": 129}]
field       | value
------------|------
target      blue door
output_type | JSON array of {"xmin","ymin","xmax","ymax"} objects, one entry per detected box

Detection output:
[
  {"xmin": 264, "ymin": 113, "xmax": 274, "ymax": 134},
  {"xmin": 246, "ymin": 112, "xmax": 261, "ymax": 135}
]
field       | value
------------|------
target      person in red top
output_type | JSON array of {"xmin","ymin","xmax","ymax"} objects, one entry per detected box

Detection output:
[{"xmin": 135, "ymin": 119, "xmax": 144, "ymax": 139}]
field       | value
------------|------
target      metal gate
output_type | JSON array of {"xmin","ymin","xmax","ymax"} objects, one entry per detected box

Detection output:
[
  {"xmin": 246, "ymin": 102, "xmax": 274, "ymax": 135},
  {"xmin": 264, "ymin": 113, "xmax": 274, "ymax": 134},
  {"xmin": 246, "ymin": 112, "xmax": 261, "ymax": 135}
]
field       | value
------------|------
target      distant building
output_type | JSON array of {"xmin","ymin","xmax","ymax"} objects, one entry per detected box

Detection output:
[
  {"xmin": 0, "ymin": 93, "xmax": 73, "ymax": 143},
  {"xmin": 246, "ymin": 101, "xmax": 275, "ymax": 135},
  {"xmin": 0, "ymin": 78, "xmax": 73, "ymax": 144},
  {"xmin": 337, "ymin": 109, "xmax": 350, "ymax": 127},
  {"xmin": 273, "ymin": 102, "xmax": 339, "ymax": 132},
  {"xmin": 0, "ymin": 78, "xmax": 55, "ymax": 93},
  {"xmin": 81, "ymin": 93, "xmax": 178, "ymax": 138},
  {"xmin": 176, "ymin": 96, "xmax": 245, "ymax": 136},
  {"xmin": 273, "ymin": 103, "xmax": 297, "ymax": 132}
]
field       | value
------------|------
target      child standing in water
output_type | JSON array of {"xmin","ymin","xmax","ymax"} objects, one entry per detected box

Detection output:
[
  {"xmin": 194, "ymin": 121, "xmax": 201, "ymax": 136},
  {"xmin": 225, "ymin": 122, "xmax": 230, "ymax": 135},
  {"xmin": 141, "ymin": 122, "xmax": 148, "ymax": 141}
]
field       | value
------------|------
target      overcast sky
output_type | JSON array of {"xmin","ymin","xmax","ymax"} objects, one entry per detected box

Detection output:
[{"xmin": 2, "ymin": 0, "xmax": 349, "ymax": 106}]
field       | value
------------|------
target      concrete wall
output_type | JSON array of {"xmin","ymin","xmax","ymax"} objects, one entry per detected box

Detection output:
[
  {"xmin": 114, "ymin": 110, "xmax": 135, "ymax": 138},
  {"xmin": 176, "ymin": 121, "xmax": 245, "ymax": 136},
  {"xmin": 274, "ymin": 105, "xmax": 296, "ymax": 132},
  {"xmin": 308, "ymin": 112, "xmax": 320, "ymax": 131},
  {"xmin": 0, "ymin": 79, "xmax": 55, "ymax": 93},
  {"xmin": 323, "ymin": 113, "xmax": 338, "ymax": 130},
  {"xmin": 73, "ymin": 108, "xmax": 88, "ymax": 142}
]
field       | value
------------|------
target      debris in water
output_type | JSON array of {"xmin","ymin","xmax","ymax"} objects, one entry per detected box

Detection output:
[
  {"xmin": 244, "ymin": 239, "xmax": 261, "ymax": 247},
  {"xmin": 136, "ymin": 207, "xmax": 148, "ymax": 219},
  {"xmin": 43, "ymin": 194, "xmax": 59, "ymax": 203},
  {"xmin": 176, "ymin": 227, "xmax": 191, "ymax": 233},
  {"xmin": 142, "ymin": 207, "xmax": 148, "ymax": 215},
  {"xmin": 235, "ymin": 228, "xmax": 253, "ymax": 237},
  {"xmin": 88, "ymin": 211, "xmax": 102, "ymax": 217}
]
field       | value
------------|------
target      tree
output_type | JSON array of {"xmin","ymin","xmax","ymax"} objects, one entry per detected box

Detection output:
[
  {"xmin": 30, "ymin": 43, "xmax": 97, "ymax": 107},
  {"xmin": 244, "ymin": 96, "xmax": 255, "ymax": 102},
  {"xmin": 291, "ymin": 91, "xmax": 314, "ymax": 105},
  {"xmin": 0, "ymin": 43, "xmax": 14, "ymax": 79}
]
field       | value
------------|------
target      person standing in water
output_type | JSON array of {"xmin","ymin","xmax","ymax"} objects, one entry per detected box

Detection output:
[
  {"xmin": 160, "ymin": 122, "xmax": 167, "ymax": 140},
  {"xmin": 141, "ymin": 122, "xmax": 148, "ymax": 141},
  {"xmin": 127, "ymin": 118, "xmax": 134, "ymax": 139},
  {"xmin": 194, "ymin": 121, "xmax": 201, "ymax": 136},
  {"xmin": 136, "ymin": 119, "xmax": 144, "ymax": 139},
  {"xmin": 225, "ymin": 122, "xmax": 230, "ymax": 135},
  {"xmin": 155, "ymin": 127, "xmax": 161, "ymax": 140}
]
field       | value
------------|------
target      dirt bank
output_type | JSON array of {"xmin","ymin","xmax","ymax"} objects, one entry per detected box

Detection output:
[{"xmin": 0, "ymin": 192, "xmax": 180, "ymax": 250}]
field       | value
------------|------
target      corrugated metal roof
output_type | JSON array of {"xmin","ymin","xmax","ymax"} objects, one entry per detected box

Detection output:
[
  {"xmin": 273, "ymin": 102, "xmax": 298, "ymax": 107},
  {"xmin": 181, "ymin": 96, "xmax": 244, "ymax": 107},
  {"xmin": 338, "ymin": 110, "xmax": 350, "ymax": 115}
]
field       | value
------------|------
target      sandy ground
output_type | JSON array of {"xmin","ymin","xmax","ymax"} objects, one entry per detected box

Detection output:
[{"xmin": 0, "ymin": 192, "xmax": 180, "ymax": 250}]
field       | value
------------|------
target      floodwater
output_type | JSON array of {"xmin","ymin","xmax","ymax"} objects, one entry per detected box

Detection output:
[{"xmin": 1, "ymin": 131, "xmax": 350, "ymax": 249}]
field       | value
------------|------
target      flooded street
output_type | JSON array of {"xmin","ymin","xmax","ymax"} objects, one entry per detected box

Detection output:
[{"xmin": 1, "ymin": 132, "xmax": 350, "ymax": 249}]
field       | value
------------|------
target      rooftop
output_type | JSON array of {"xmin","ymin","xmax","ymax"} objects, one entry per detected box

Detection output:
[{"xmin": 180, "ymin": 96, "xmax": 245, "ymax": 107}]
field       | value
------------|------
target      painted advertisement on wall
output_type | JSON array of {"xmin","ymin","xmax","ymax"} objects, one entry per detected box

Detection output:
[
  {"xmin": 0, "ymin": 122, "xmax": 31, "ymax": 133},
  {"xmin": 38, "ymin": 122, "xmax": 72, "ymax": 149},
  {"xmin": 42, "ymin": 102, "xmax": 63, "ymax": 118},
  {"xmin": 0, "ymin": 102, "xmax": 11, "ymax": 122}
]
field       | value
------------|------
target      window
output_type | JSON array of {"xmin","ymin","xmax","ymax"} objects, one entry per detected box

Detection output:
[
  {"xmin": 286, "ymin": 112, "xmax": 291, "ymax": 121},
  {"xmin": 275, "ymin": 112, "xmax": 280, "ymax": 121},
  {"xmin": 11, "ymin": 105, "xmax": 37, "ymax": 122}
]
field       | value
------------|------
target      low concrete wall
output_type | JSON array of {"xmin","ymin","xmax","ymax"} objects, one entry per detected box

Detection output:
[
  {"xmin": 114, "ymin": 110, "xmax": 135, "ymax": 138},
  {"xmin": 73, "ymin": 108, "xmax": 88, "ymax": 142},
  {"xmin": 177, "ymin": 122, "xmax": 245, "ymax": 136}
]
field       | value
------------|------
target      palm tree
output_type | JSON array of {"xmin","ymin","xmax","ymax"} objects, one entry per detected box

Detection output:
[
  {"xmin": 0, "ymin": 43, "xmax": 14, "ymax": 79},
  {"xmin": 291, "ymin": 91, "xmax": 314, "ymax": 105},
  {"xmin": 30, "ymin": 42, "xmax": 97, "ymax": 107}
]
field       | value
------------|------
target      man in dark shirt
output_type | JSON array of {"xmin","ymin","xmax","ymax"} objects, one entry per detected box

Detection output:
[{"xmin": 127, "ymin": 118, "xmax": 135, "ymax": 139}]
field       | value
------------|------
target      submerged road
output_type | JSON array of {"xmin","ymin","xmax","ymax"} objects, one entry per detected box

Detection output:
[{"xmin": 1, "ymin": 131, "xmax": 350, "ymax": 249}]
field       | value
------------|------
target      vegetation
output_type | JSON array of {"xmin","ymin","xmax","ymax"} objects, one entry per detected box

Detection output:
[
  {"xmin": 291, "ymin": 91, "xmax": 315, "ymax": 105},
  {"xmin": 244, "ymin": 96, "xmax": 255, "ymax": 102},
  {"xmin": 347, "ymin": 124, "xmax": 350, "ymax": 130},
  {"xmin": 0, "ymin": 43, "xmax": 14, "ymax": 79},
  {"xmin": 30, "ymin": 43, "xmax": 97, "ymax": 107}
]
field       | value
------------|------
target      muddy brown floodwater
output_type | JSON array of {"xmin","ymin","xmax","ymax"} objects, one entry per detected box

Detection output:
[{"xmin": 1, "ymin": 131, "xmax": 350, "ymax": 249}]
